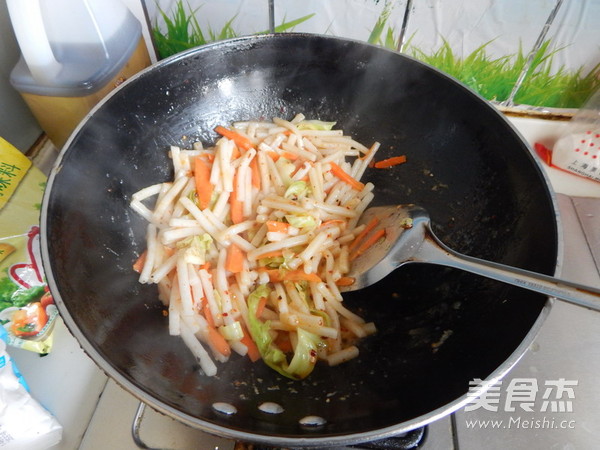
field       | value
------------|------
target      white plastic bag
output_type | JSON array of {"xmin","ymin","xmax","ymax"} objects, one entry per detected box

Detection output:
[
  {"xmin": 536, "ymin": 89, "xmax": 600, "ymax": 183},
  {"xmin": 0, "ymin": 327, "xmax": 62, "ymax": 449}
]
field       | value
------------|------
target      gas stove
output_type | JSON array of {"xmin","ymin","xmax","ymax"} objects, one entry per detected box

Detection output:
[{"xmin": 9, "ymin": 117, "xmax": 600, "ymax": 450}]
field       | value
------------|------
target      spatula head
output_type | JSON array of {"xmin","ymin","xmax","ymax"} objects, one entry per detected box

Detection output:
[{"xmin": 340, "ymin": 205, "xmax": 430, "ymax": 292}]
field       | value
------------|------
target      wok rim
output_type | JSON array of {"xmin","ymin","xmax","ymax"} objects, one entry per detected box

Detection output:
[{"xmin": 40, "ymin": 32, "xmax": 563, "ymax": 447}]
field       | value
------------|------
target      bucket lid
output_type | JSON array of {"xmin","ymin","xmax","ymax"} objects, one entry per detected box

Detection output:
[{"xmin": 10, "ymin": 22, "xmax": 141, "ymax": 97}]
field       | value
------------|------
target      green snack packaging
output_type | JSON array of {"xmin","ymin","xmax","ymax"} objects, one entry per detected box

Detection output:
[{"xmin": 0, "ymin": 137, "xmax": 57, "ymax": 353}]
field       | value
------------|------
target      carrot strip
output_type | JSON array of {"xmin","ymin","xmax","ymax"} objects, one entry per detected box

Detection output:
[
  {"xmin": 202, "ymin": 300, "xmax": 215, "ymax": 329},
  {"xmin": 194, "ymin": 156, "xmax": 213, "ymax": 209},
  {"xmin": 266, "ymin": 220, "xmax": 290, "ymax": 233},
  {"xmin": 351, "ymin": 228, "xmax": 386, "ymax": 260},
  {"xmin": 256, "ymin": 249, "xmax": 284, "ymax": 260},
  {"xmin": 335, "ymin": 276, "xmax": 356, "ymax": 286},
  {"xmin": 280, "ymin": 151, "xmax": 299, "ymax": 161},
  {"xmin": 374, "ymin": 155, "xmax": 407, "ymax": 169},
  {"xmin": 348, "ymin": 217, "xmax": 380, "ymax": 253},
  {"xmin": 199, "ymin": 152, "xmax": 215, "ymax": 162},
  {"xmin": 225, "ymin": 244, "xmax": 244, "ymax": 273},
  {"xmin": 230, "ymin": 144, "xmax": 241, "ymax": 160},
  {"xmin": 274, "ymin": 332, "xmax": 293, "ymax": 353},
  {"xmin": 208, "ymin": 325, "xmax": 231, "ymax": 357},
  {"xmin": 266, "ymin": 151, "xmax": 280, "ymax": 161},
  {"xmin": 255, "ymin": 296, "xmax": 268, "ymax": 319},
  {"xmin": 329, "ymin": 162, "xmax": 364, "ymax": 191},
  {"xmin": 229, "ymin": 172, "xmax": 244, "ymax": 224},
  {"xmin": 257, "ymin": 268, "xmax": 322, "ymax": 283},
  {"xmin": 214, "ymin": 125, "xmax": 255, "ymax": 151},
  {"xmin": 249, "ymin": 156, "xmax": 261, "ymax": 189},
  {"xmin": 132, "ymin": 250, "xmax": 147, "ymax": 273},
  {"xmin": 240, "ymin": 323, "xmax": 261, "ymax": 362},
  {"xmin": 320, "ymin": 219, "xmax": 345, "ymax": 228}
]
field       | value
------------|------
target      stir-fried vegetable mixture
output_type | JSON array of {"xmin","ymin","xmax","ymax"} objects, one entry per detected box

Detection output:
[{"xmin": 130, "ymin": 114, "xmax": 404, "ymax": 379}]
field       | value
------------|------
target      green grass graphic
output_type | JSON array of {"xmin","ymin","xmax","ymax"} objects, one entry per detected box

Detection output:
[
  {"xmin": 408, "ymin": 39, "xmax": 599, "ymax": 108},
  {"xmin": 152, "ymin": 0, "xmax": 314, "ymax": 59},
  {"xmin": 367, "ymin": 7, "xmax": 599, "ymax": 109},
  {"xmin": 152, "ymin": 1, "xmax": 598, "ymax": 109}
]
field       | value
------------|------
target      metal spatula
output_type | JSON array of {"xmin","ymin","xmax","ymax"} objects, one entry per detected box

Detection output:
[{"xmin": 340, "ymin": 205, "xmax": 600, "ymax": 311}]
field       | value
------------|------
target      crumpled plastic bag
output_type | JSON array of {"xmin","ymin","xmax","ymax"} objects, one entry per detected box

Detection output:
[
  {"xmin": 535, "ymin": 89, "xmax": 600, "ymax": 183},
  {"xmin": 0, "ymin": 137, "xmax": 58, "ymax": 353},
  {"xmin": 0, "ymin": 326, "xmax": 62, "ymax": 449}
]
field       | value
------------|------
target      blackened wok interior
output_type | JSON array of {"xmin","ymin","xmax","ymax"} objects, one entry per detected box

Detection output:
[{"xmin": 44, "ymin": 35, "xmax": 557, "ymax": 441}]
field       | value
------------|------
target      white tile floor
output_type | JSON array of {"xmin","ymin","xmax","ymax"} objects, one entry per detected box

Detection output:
[{"xmin": 80, "ymin": 380, "xmax": 233, "ymax": 450}]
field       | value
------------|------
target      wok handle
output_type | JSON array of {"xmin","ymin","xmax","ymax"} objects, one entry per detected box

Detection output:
[
  {"xmin": 131, "ymin": 402, "xmax": 160, "ymax": 449},
  {"xmin": 417, "ymin": 232, "xmax": 600, "ymax": 312}
]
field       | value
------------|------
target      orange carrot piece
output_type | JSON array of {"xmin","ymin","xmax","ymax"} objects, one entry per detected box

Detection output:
[
  {"xmin": 255, "ymin": 267, "xmax": 277, "ymax": 275},
  {"xmin": 348, "ymin": 217, "xmax": 380, "ymax": 253},
  {"xmin": 329, "ymin": 162, "xmax": 364, "ymax": 191},
  {"xmin": 256, "ymin": 249, "xmax": 284, "ymax": 260},
  {"xmin": 320, "ymin": 219, "xmax": 346, "ymax": 228},
  {"xmin": 351, "ymin": 228, "xmax": 386, "ymax": 260},
  {"xmin": 214, "ymin": 125, "xmax": 255, "ymax": 151},
  {"xmin": 374, "ymin": 155, "xmax": 407, "ymax": 169},
  {"xmin": 266, "ymin": 151, "xmax": 280, "ymax": 161},
  {"xmin": 335, "ymin": 276, "xmax": 356, "ymax": 286},
  {"xmin": 249, "ymin": 156, "xmax": 261, "ymax": 189},
  {"xmin": 132, "ymin": 250, "xmax": 147, "ymax": 273},
  {"xmin": 208, "ymin": 325, "xmax": 231, "ymax": 357},
  {"xmin": 266, "ymin": 220, "xmax": 290, "ymax": 233},
  {"xmin": 229, "ymin": 173, "xmax": 244, "ymax": 224},
  {"xmin": 240, "ymin": 323, "xmax": 261, "ymax": 362},
  {"xmin": 194, "ymin": 156, "xmax": 213, "ymax": 210},
  {"xmin": 202, "ymin": 300, "xmax": 215, "ymax": 329},
  {"xmin": 255, "ymin": 296, "xmax": 268, "ymax": 319},
  {"xmin": 274, "ymin": 332, "xmax": 293, "ymax": 353},
  {"xmin": 230, "ymin": 144, "xmax": 241, "ymax": 160},
  {"xmin": 198, "ymin": 152, "xmax": 215, "ymax": 162},
  {"xmin": 280, "ymin": 151, "xmax": 299, "ymax": 161},
  {"xmin": 257, "ymin": 268, "xmax": 322, "ymax": 283},
  {"xmin": 284, "ymin": 270, "xmax": 323, "ymax": 282},
  {"xmin": 225, "ymin": 244, "xmax": 244, "ymax": 273}
]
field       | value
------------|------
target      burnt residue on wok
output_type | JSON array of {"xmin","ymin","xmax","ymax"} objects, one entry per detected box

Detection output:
[{"xmin": 43, "ymin": 34, "xmax": 557, "ymax": 444}]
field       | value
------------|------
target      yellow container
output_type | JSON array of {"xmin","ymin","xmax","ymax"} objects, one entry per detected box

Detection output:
[
  {"xmin": 8, "ymin": 0, "xmax": 151, "ymax": 148},
  {"xmin": 19, "ymin": 39, "xmax": 150, "ymax": 148}
]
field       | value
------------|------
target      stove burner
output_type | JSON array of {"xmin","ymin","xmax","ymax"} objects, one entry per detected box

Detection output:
[
  {"xmin": 350, "ymin": 426, "xmax": 427, "ymax": 449},
  {"xmin": 243, "ymin": 425, "xmax": 428, "ymax": 450}
]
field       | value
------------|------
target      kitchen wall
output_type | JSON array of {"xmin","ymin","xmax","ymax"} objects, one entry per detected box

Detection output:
[
  {"xmin": 1, "ymin": 0, "xmax": 598, "ymax": 152},
  {"xmin": 150, "ymin": 0, "xmax": 600, "ymax": 110}
]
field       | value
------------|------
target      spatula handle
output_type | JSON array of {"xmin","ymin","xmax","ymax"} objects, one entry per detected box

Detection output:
[{"xmin": 418, "ymin": 234, "xmax": 600, "ymax": 312}]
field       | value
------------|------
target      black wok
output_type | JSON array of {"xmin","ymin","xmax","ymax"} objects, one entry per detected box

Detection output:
[{"xmin": 41, "ymin": 34, "xmax": 558, "ymax": 447}]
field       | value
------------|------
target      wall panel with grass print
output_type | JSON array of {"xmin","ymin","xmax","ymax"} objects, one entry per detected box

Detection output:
[{"xmin": 146, "ymin": 0, "xmax": 599, "ymax": 110}]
